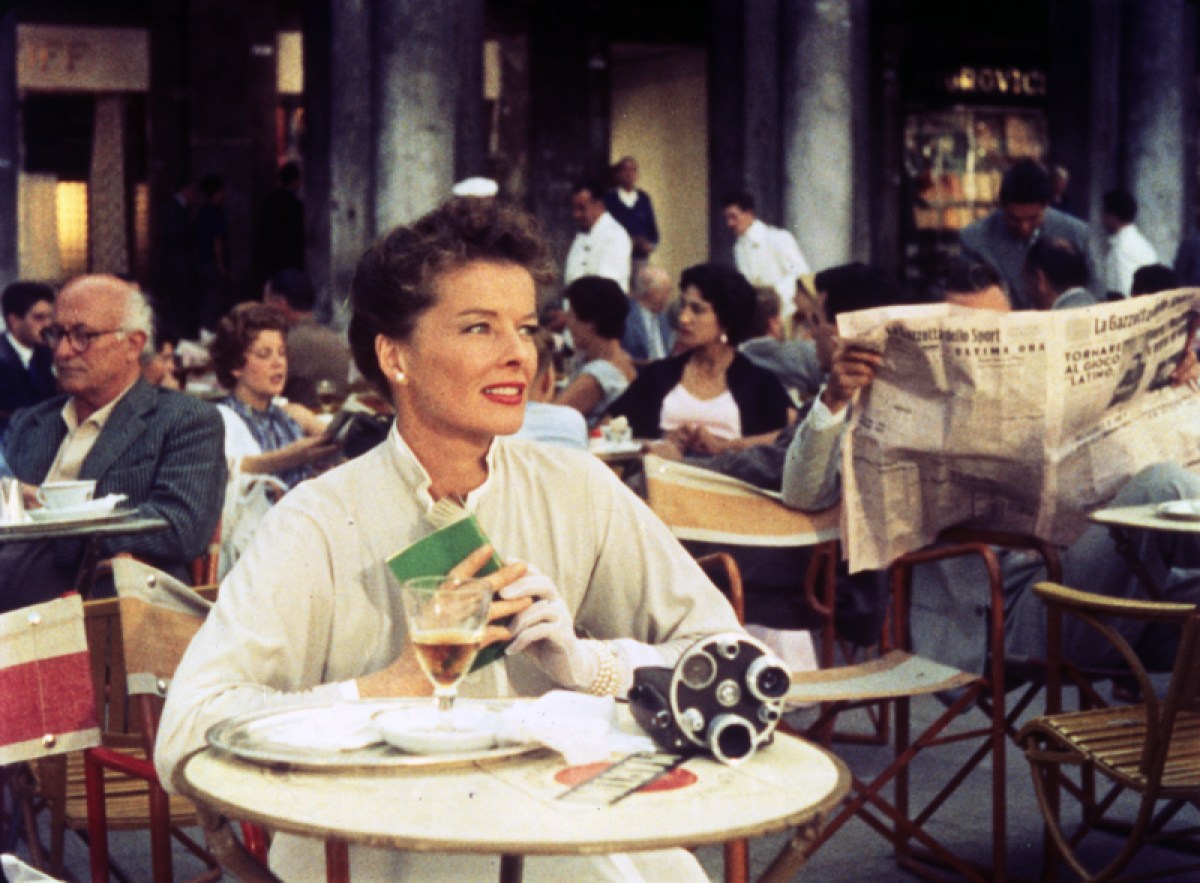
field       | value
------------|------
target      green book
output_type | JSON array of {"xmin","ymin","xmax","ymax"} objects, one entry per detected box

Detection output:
[{"xmin": 387, "ymin": 513, "xmax": 508, "ymax": 671}]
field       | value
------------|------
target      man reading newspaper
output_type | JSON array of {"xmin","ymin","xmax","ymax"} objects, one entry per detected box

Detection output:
[{"xmin": 780, "ymin": 283, "xmax": 1200, "ymax": 674}]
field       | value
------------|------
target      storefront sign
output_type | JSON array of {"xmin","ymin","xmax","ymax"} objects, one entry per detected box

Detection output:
[
  {"xmin": 18, "ymin": 25, "xmax": 149, "ymax": 92},
  {"xmin": 944, "ymin": 66, "xmax": 1046, "ymax": 98}
]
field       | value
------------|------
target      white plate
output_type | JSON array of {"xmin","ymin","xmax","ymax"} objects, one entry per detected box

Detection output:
[
  {"xmin": 206, "ymin": 699, "xmax": 541, "ymax": 770},
  {"xmin": 1156, "ymin": 500, "xmax": 1200, "ymax": 521},
  {"xmin": 373, "ymin": 705, "xmax": 500, "ymax": 754},
  {"xmin": 28, "ymin": 494, "xmax": 128, "ymax": 523}
]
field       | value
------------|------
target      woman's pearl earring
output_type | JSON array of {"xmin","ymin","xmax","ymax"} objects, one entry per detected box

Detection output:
[
  {"xmin": 720, "ymin": 333, "xmax": 729, "ymax": 345},
  {"xmin": 395, "ymin": 370, "xmax": 407, "ymax": 383}
]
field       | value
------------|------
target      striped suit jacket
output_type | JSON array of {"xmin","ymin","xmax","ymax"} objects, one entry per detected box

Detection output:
[{"xmin": 6, "ymin": 379, "xmax": 226, "ymax": 581}]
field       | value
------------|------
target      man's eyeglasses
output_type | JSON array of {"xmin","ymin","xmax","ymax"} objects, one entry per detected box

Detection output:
[{"xmin": 41, "ymin": 324, "xmax": 126, "ymax": 353}]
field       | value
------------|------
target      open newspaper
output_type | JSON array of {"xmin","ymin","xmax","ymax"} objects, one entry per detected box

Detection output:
[{"xmin": 836, "ymin": 288, "xmax": 1200, "ymax": 572}]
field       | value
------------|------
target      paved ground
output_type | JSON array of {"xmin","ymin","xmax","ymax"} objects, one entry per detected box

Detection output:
[{"xmin": 16, "ymin": 679, "xmax": 1198, "ymax": 881}]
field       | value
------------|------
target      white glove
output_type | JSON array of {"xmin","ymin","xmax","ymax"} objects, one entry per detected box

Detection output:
[{"xmin": 501, "ymin": 563, "xmax": 599, "ymax": 691}]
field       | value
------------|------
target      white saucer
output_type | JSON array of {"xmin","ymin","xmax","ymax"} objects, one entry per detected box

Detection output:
[
  {"xmin": 589, "ymin": 439, "xmax": 642, "ymax": 455},
  {"xmin": 28, "ymin": 494, "xmax": 128, "ymax": 523},
  {"xmin": 1156, "ymin": 500, "xmax": 1200, "ymax": 521},
  {"xmin": 373, "ymin": 705, "xmax": 499, "ymax": 755}
]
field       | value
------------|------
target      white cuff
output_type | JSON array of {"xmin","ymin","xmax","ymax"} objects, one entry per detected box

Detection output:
[{"xmin": 809, "ymin": 390, "xmax": 849, "ymax": 430}]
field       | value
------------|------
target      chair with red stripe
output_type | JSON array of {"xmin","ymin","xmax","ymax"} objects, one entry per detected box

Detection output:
[
  {"xmin": 30, "ymin": 560, "xmax": 266, "ymax": 881},
  {"xmin": 0, "ymin": 595, "xmax": 100, "ymax": 871}
]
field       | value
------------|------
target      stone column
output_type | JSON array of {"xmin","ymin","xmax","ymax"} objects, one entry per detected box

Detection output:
[
  {"xmin": 305, "ymin": 0, "xmax": 374, "ymax": 322},
  {"xmin": 1120, "ymin": 0, "xmax": 1194, "ymax": 261},
  {"xmin": 528, "ymin": 0, "xmax": 609, "ymax": 276},
  {"xmin": 373, "ymin": 0, "xmax": 471, "ymax": 232},
  {"xmin": 454, "ymin": 0, "xmax": 487, "ymax": 183},
  {"xmin": 708, "ymin": 0, "xmax": 782, "ymax": 263},
  {"xmin": 188, "ymin": 0, "xmax": 278, "ymax": 302},
  {"xmin": 1046, "ymin": 0, "xmax": 1119, "ymax": 270},
  {"xmin": 780, "ymin": 0, "xmax": 870, "ymax": 270},
  {"xmin": 147, "ymin": 0, "xmax": 192, "ymax": 301},
  {"xmin": 0, "ymin": 13, "xmax": 17, "ymax": 283},
  {"xmin": 89, "ymin": 95, "xmax": 128, "ymax": 274}
]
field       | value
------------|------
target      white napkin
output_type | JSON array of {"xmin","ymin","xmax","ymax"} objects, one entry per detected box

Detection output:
[
  {"xmin": 264, "ymin": 704, "xmax": 384, "ymax": 751},
  {"xmin": 495, "ymin": 691, "xmax": 655, "ymax": 765},
  {"xmin": 1, "ymin": 855, "xmax": 62, "ymax": 882}
]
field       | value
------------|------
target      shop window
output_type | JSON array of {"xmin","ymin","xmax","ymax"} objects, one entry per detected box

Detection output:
[
  {"xmin": 903, "ymin": 106, "xmax": 1047, "ymax": 285},
  {"xmin": 56, "ymin": 181, "xmax": 89, "ymax": 278}
]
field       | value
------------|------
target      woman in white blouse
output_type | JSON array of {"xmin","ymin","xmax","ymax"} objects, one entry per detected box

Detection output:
[{"xmin": 157, "ymin": 197, "xmax": 739, "ymax": 881}]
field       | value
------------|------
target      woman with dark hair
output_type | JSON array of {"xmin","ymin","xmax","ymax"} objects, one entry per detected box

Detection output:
[
  {"xmin": 608, "ymin": 262, "xmax": 794, "ymax": 454},
  {"xmin": 556, "ymin": 275, "xmax": 635, "ymax": 425},
  {"xmin": 208, "ymin": 302, "xmax": 337, "ymax": 489},
  {"xmin": 158, "ymin": 198, "xmax": 738, "ymax": 881}
]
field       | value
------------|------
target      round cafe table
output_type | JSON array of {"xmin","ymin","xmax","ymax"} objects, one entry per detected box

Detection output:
[{"xmin": 175, "ymin": 728, "xmax": 850, "ymax": 883}]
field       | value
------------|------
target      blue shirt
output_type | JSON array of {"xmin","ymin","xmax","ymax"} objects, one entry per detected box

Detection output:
[
  {"xmin": 515, "ymin": 402, "xmax": 589, "ymax": 450},
  {"xmin": 220, "ymin": 395, "xmax": 312, "ymax": 488}
]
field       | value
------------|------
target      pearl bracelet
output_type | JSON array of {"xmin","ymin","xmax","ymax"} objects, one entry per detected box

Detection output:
[{"xmin": 584, "ymin": 641, "xmax": 623, "ymax": 697}]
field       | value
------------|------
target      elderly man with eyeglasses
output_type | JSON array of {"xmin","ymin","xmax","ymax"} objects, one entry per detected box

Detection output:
[{"xmin": 0, "ymin": 274, "xmax": 225, "ymax": 613}]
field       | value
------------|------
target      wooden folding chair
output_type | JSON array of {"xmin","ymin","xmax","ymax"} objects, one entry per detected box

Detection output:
[
  {"xmin": 189, "ymin": 517, "xmax": 222, "ymax": 587},
  {"xmin": 643, "ymin": 455, "xmax": 841, "ymax": 665},
  {"xmin": 0, "ymin": 595, "xmax": 101, "ymax": 872},
  {"xmin": 30, "ymin": 561, "xmax": 224, "ymax": 882},
  {"xmin": 760, "ymin": 544, "xmax": 1000, "ymax": 883},
  {"xmin": 1019, "ymin": 582, "xmax": 1200, "ymax": 882},
  {"xmin": 85, "ymin": 558, "xmax": 243, "ymax": 883}
]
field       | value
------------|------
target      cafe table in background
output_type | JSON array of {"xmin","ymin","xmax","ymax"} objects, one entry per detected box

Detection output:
[
  {"xmin": 1088, "ymin": 499, "xmax": 1200, "ymax": 600},
  {"xmin": 0, "ymin": 505, "xmax": 169, "ymax": 596}
]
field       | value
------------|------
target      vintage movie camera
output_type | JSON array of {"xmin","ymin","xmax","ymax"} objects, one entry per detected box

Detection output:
[{"xmin": 628, "ymin": 632, "xmax": 790, "ymax": 765}]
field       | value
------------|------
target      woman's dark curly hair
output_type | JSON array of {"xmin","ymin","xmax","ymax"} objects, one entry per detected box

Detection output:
[
  {"xmin": 348, "ymin": 197, "xmax": 557, "ymax": 394},
  {"xmin": 209, "ymin": 302, "xmax": 289, "ymax": 389},
  {"xmin": 564, "ymin": 275, "xmax": 629, "ymax": 340},
  {"xmin": 679, "ymin": 263, "xmax": 757, "ymax": 346}
]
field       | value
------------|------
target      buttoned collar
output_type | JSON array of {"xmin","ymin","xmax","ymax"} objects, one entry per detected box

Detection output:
[{"xmin": 387, "ymin": 422, "xmax": 497, "ymax": 516}]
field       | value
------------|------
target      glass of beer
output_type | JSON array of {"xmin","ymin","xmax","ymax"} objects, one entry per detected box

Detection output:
[{"xmin": 400, "ymin": 576, "xmax": 494, "ymax": 715}]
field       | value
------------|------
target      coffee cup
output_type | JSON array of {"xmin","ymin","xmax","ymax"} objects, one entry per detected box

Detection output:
[
  {"xmin": 602, "ymin": 423, "xmax": 632, "ymax": 446},
  {"xmin": 36, "ymin": 480, "xmax": 96, "ymax": 510}
]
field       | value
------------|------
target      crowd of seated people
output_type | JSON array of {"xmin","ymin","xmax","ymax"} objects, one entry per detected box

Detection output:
[{"xmin": 0, "ymin": 153, "xmax": 1198, "ymax": 883}]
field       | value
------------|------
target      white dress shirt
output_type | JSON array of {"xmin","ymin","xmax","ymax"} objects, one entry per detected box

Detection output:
[
  {"xmin": 1105, "ymin": 223, "xmax": 1158, "ymax": 296},
  {"xmin": 5, "ymin": 331, "xmax": 33, "ymax": 369},
  {"xmin": 734, "ymin": 219, "xmax": 810, "ymax": 310},
  {"xmin": 564, "ymin": 212, "xmax": 632, "ymax": 293}
]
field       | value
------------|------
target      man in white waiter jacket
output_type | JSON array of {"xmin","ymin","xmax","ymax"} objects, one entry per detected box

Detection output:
[
  {"xmin": 564, "ymin": 180, "xmax": 632, "ymax": 293},
  {"xmin": 722, "ymin": 191, "xmax": 810, "ymax": 320},
  {"xmin": 1102, "ymin": 188, "xmax": 1158, "ymax": 298}
]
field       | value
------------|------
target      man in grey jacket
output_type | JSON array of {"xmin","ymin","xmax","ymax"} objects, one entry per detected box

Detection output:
[
  {"xmin": 2, "ymin": 275, "xmax": 225, "ymax": 612},
  {"xmin": 960, "ymin": 158, "xmax": 1093, "ymax": 310}
]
